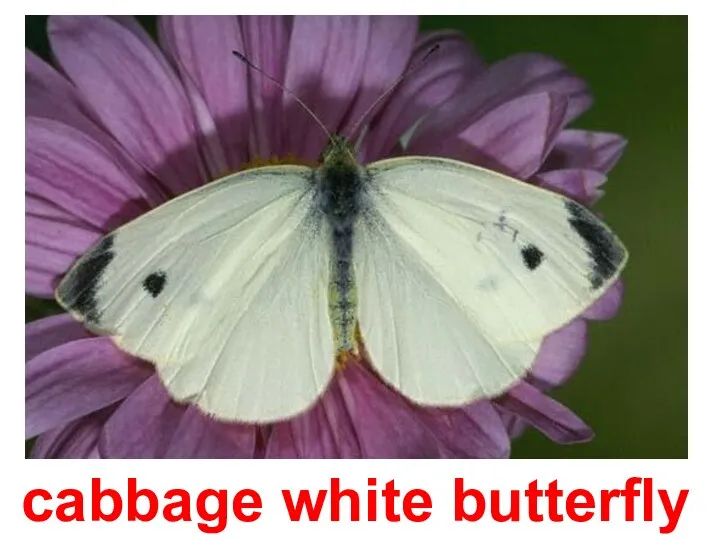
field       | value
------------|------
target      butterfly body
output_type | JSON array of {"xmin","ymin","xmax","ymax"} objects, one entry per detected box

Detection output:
[{"xmin": 315, "ymin": 135, "xmax": 365, "ymax": 355}]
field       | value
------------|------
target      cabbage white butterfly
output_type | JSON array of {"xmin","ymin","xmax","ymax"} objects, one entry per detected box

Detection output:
[{"xmin": 55, "ymin": 52, "xmax": 628, "ymax": 424}]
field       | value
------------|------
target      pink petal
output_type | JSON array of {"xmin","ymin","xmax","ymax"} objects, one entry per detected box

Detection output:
[
  {"xmin": 268, "ymin": 368, "xmax": 509, "ymax": 458},
  {"xmin": 240, "ymin": 16, "xmax": 293, "ymax": 159},
  {"xmin": 25, "ymin": 314, "xmax": 92, "ymax": 363},
  {"xmin": 165, "ymin": 407, "xmax": 257, "ymax": 458},
  {"xmin": 411, "ymin": 53, "xmax": 592, "ymax": 152},
  {"xmin": 411, "ymin": 92, "xmax": 568, "ymax": 178},
  {"xmin": 26, "ymin": 337, "xmax": 151, "ymax": 438},
  {"xmin": 26, "ymin": 117, "xmax": 152, "ymax": 230},
  {"xmin": 583, "ymin": 280, "xmax": 624, "ymax": 320},
  {"xmin": 26, "ymin": 193, "xmax": 80, "ymax": 222},
  {"xmin": 331, "ymin": 363, "xmax": 509, "ymax": 458},
  {"xmin": 341, "ymin": 16, "xmax": 417, "ymax": 144},
  {"xmin": 530, "ymin": 319, "xmax": 588, "ymax": 390},
  {"xmin": 495, "ymin": 382, "xmax": 593, "ymax": 444},
  {"xmin": 283, "ymin": 16, "xmax": 372, "ymax": 161},
  {"xmin": 98, "ymin": 376, "xmax": 184, "ymax": 458},
  {"xmin": 99, "ymin": 376, "xmax": 256, "ymax": 458},
  {"xmin": 159, "ymin": 16, "xmax": 250, "ymax": 174},
  {"xmin": 31, "ymin": 408, "xmax": 112, "ymax": 458},
  {"xmin": 536, "ymin": 168, "xmax": 607, "ymax": 205},
  {"xmin": 26, "ymin": 268, "xmax": 61, "ymax": 300},
  {"xmin": 543, "ymin": 129, "xmax": 627, "ymax": 173},
  {"xmin": 26, "ymin": 193, "xmax": 100, "ymax": 297},
  {"xmin": 418, "ymin": 401, "xmax": 511, "ymax": 458},
  {"xmin": 363, "ymin": 30, "xmax": 483, "ymax": 161},
  {"xmin": 266, "ymin": 377, "xmax": 362, "ymax": 458},
  {"xmin": 497, "ymin": 409, "xmax": 528, "ymax": 440},
  {"xmin": 26, "ymin": 51, "xmax": 166, "ymax": 207},
  {"xmin": 337, "ymin": 364, "xmax": 445, "ymax": 457},
  {"xmin": 26, "ymin": 49, "xmax": 101, "ymax": 135},
  {"xmin": 26, "ymin": 209, "xmax": 102, "ymax": 298},
  {"xmin": 48, "ymin": 16, "xmax": 206, "ymax": 196}
]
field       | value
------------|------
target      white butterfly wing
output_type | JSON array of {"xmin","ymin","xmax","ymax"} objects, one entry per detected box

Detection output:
[
  {"xmin": 355, "ymin": 156, "xmax": 627, "ymax": 403},
  {"xmin": 56, "ymin": 166, "xmax": 335, "ymax": 423},
  {"xmin": 354, "ymin": 218, "xmax": 542, "ymax": 404}
]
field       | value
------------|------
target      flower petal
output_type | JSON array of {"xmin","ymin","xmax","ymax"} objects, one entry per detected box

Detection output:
[
  {"xmin": 99, "ymin": 376, "xmax": 184, "ymax": 458},
  {"xmin": 26, "ymin": 337, "xmax": 151, "ymax": 438},
  {"xmin": 411, "ymin": 53, "xmax": 592, "ymax": 152},
  {"xmin": 265, "ymin": 376, "xmax": 362, "ymax": 458},
  {"xmin": 48, "ymin": 15, "xmax": 206, "ymax": 195},
  {"xmin": 240, "ymin": 16, "xmax": 293, "ymax": 159},
  {"xmin": 337, "ymin": 364, "xmax": 446, "ymax": 457},
  {"xmin": 31, "ymin": 408, "xmax": 112, "ymax": 458},
  {"xmin": 26, "ymin": 193, "xmax": 79, "ymax": 222},
  {"xmin": 530, "ymin": 319, "xmax": 588, "ymax": 390},
  {"xmin": 542, "ymin": 129, "xmax": 627, "ymax": 173},
  {"xmin": 341, "ymin": 16, "xmax": 417, "ymax": 143},
  {"xmin": 26, "ymin": 49, "xmax": 100, "ymax": 135},
  {"xmin": 536, "ymin": 168, "xmax": 607, "ymax": 205},
  {"xmin": 99, "ymin": 376, "xmax": 256, "ymax": 458},
  {"xmin": 27, "ymin": 261, "xmax": 72, "ymax": 300},
  {"xmin": 411, "ymin": 92, "xmax": 568, "ymax": 178},
  {"xmin": 335, "ymin": 363, "xmax": 508, "ymax": 458},
  {"xmin": 268, "ymin": 367, "xmax": 509, "ymax": 458},
  {"xmin": 497, "ymin": 409, "xmax": 528, "ymax": 440},
  {"xmin": 26, "ymin": 51, "xmax": 166, "ymax": 207},
  {"xmin": 363, "ymin": 30, "xmax": 483, "ymax": 161},
  {"xmin": 26, "ymin": 207, "xmax": 102, "ymax": 297},
  {"xmin": 27, "ymin": 118, "xmax": 153, "ymax": 232},
  {"xmin": 283, "ymin": 16, "xmax": 372, "ymax": 160},
  {"xmin": 25, "ymin": 314, "xmax": 93, "ymax": 363},
  {"xmin": 116, "ymin": 15, "xmax": 230, "ymax": 179},
  {"xmin": 418, "ymin": 401, "xmax": 511, "ymax": 458},
  {"xmin": 583, "ymin": 280, "xmax": 624, "ymax": 320},
  {"xmin": 495, "ymin": 382, "xmax": 593, "ymax": 444},
  {"xmin": 165, "ymin": 407, "xmax": 257, "ymax": 458},
  {"xmin": 159, "ymin": 16, "xmax": 250, "ymax": 173},
  {"xmin": 26, "ymin": 193, "xmax": 101, "ymax": 298}
]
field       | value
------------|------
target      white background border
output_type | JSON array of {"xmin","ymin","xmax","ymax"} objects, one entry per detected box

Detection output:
[{"xmin": 9, "ymin": 3, "xmax": 701, "ymax": 538}]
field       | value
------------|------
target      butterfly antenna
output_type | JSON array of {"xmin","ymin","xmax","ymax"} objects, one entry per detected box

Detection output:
[
  {"xmin": 346, "ymin": 43, "xmax": 441, "ymax": 143},
  {"xmin": 232, "ymin": 50, "xmax": 332, "ymax": 141}
]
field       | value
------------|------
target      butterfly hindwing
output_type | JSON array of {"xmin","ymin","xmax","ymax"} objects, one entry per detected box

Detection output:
[{"xmin": 354, "ymin": 213, "xmax": 542, "ymax": 404}]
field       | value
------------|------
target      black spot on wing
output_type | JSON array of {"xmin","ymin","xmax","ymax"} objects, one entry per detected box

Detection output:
[
  {"xmin": 521, "ymin": 244, "xmax": 544, "ymax": 270},
  {"xmin": 565, "ymin": 200, "xmax": 624, "ymax": 289},
  {"xmin": 56, "ymin": 235, "xmax": 115, "ymax": 324},
  {"xmin": 143, "ymin": 271, "xmax": 167, "ymax": 298}
]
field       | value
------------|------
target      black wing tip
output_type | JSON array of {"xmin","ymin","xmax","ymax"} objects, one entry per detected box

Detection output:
[
  {"xmin": 564, "ymin": 200, "xmax": 627, "ymax": 290},
  {"xmin": 55, "ymin": 234, "xmax": 116, "ymax": 324}
]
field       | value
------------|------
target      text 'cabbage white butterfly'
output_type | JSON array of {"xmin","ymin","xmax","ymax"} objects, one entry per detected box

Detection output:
[{"xmin": 55, "ymin": 51, "xmax": 628, "ymax": 424}]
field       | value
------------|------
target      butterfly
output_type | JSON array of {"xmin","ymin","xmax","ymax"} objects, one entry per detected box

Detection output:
[{"xmin": 55, "ymin": 130, "xmax": 627, "ymax": 423}]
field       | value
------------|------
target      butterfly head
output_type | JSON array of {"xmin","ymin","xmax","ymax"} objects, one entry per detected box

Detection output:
[{"xmin": 321, "ymin": 135, "xmax": 357, "ymax": 169}]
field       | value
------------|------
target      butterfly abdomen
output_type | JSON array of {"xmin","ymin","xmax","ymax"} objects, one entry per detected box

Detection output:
[{"xmin": 315, "ymin": 158, "xmax": 365, "ymax": 355}]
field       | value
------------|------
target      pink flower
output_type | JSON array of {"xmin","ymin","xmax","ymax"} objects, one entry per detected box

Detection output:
[{"xmin": 26, "ymin": 15, "xmax": 626, "ymax": 458}]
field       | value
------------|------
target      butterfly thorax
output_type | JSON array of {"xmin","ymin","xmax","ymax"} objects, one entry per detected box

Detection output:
[{"xmin": 315, "ymin": 135, "xmax": 364, "ymax": 360}]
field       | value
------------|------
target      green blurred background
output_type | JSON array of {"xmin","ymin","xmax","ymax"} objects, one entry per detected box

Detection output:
[{"xmin": 25, "ymin": 16, "xmax": 687, "ymax": 458}]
